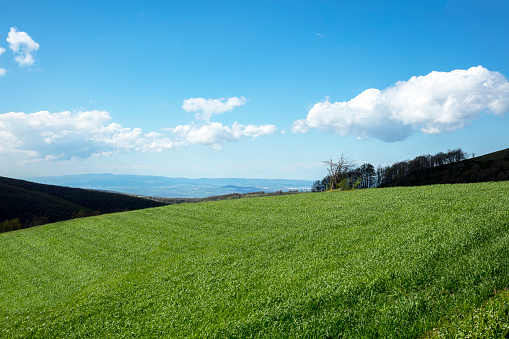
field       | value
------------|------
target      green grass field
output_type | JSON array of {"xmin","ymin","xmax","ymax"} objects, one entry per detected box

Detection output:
[{"xmin": 1, "ymin": 182, "xmax": 509, "ymax": 338}]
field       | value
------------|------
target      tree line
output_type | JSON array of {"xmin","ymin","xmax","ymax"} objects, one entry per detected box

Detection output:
[{"xmin": 312, "ymin": 148, "xmax": 475, "ymax": 192}]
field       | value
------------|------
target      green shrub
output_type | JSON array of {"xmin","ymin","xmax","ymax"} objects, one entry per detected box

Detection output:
[{"xmin": 0, "ymin": 218, "xmax": 23, "ymax": 232}]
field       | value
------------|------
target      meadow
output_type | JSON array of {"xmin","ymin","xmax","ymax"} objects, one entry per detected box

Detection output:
[{"xmin": 1, "ymin": 181, "xmax": 509, "ymax": 338}]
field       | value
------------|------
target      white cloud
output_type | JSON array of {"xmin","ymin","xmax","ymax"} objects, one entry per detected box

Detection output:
[
  {"xmin": 172, "ymin": 121, "xmax": 277, "ymax": 150},
  {"xmin": 0, "ymin": 110, "xmax": 180, "ymax": 160},
  {"xmin": 291, "ymin": 119, "xmax": 310, "ymax": 134},
  {"xmin": 0, "ymin": 129, "xmax": 22, "ymax": 152},
  {"xmin": 241, "ymin": 123, "xmax": 278, "ymax": 139},
  {"xmin": 7, "ymin": 27, "xmax": 39, "ymax": 66},
  {"xmin": 182, "ymin": 97, "xmax": 247, "ymax": 121},
  {"xmin": 173, "ymin": 96, "xmax": 276, "ymax": 149},
  {"xmin": 293, "ymin": 66, "xmax": 509, "ymax": 141},
  {"xmin": 0, "ymin": 94, "xmax": 275, "ymax": 161},
  {"xmin": 0, "ymin": 46, "xmax": 5, "ymax": 55},
  {"xmin": 0, "ymin": 103, "xmax": 277, "ymax": 160}
]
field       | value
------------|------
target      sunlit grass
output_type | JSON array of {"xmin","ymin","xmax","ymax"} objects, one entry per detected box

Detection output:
[
  {"xmin": 1, "ymin": 182, "xmax": 509, "ymax": 338},
  {"xmin": 426, "ymin": 288, "xmax": 509, "ymax": 338}
]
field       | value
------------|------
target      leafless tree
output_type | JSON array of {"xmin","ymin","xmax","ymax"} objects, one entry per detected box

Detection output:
[{"xmin": 322, "ymin": 153, "xmax": 354, "ymax": 190}]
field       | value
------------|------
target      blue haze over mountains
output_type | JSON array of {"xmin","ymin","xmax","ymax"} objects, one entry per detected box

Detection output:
[{"xmin": 29, "ymin": 174, "xmax": 313, "ymax": 198}]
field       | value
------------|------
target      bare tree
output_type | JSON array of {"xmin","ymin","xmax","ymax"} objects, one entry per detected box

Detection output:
[{"xmin": 322, "ymin": 153, "xmax": 354, "ymax": 190}]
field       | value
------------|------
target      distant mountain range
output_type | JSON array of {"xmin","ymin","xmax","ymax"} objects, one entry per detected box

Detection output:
[{"xmin": 29, "ymin": 174, "xmax": 314, "ymax": 198}]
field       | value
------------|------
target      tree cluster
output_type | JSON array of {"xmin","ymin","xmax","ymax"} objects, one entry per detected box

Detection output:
[
  {"xmin": 0, "ymin": 216, "xmax": 49, "ymax": 233},
  {"xmin": 376, "ymin": 148, "xmax": 470, "ymax": 187},
  {"xmin": 312, "ymin": 148, "xmax": 494, "ymax": 192},
  {"xmin": 313, "ymin": 154, "xmax": 377, "ymax": 192}
]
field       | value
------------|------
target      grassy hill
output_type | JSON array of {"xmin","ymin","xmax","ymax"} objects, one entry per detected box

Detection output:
[
  {"xmin": 0, "ymin": 176, "xmax": 167, "ymax": 232},
  {"xmin": 1, "ymin": 182, "xmax": 509, "ymax": 337}
]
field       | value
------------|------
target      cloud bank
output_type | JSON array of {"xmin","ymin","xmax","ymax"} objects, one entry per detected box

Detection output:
[
  {"xmin": 0, "ymin": 97, "xmax": 277, "ymax": 160},
  {"xmin": 292, "ymin": 66, "xmax": 509, "ymax": 141},
  {"xmin": 6, "ymin": 27, "xmax": 39, "ymax": 67},
  {"xmin": 0, "ymin": 110, "xmax": 177, "ymax": 160}
]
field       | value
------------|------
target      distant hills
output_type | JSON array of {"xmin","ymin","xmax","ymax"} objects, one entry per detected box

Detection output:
[
  {"xmin": 0, "ymin": 176, "xmax": 166, "ymax": 232},
  {"xmin": 29, "ymin": 174, "xmax": 314, "ymax": 198}
]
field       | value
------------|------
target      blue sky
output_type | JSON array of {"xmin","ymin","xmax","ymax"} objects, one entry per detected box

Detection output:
[{"xmin": 1, "ymin": 0, "xmax": 508, "ymax": 180}]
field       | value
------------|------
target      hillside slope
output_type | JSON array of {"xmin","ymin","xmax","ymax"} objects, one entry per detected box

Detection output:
[
  {"xmin": 0, "ymin": 176, "xmax": 166, "ymax": 231},
  {"xmin": 1, "ymin": 182, "xmax": 509, "ymax": 337},
  {"xmin": 421, "ymin": 147, "xmax": 509, "ymax": 184},
  {"xmin": 382, "ymin": 147, "xmax": 509, "ymax": 187},
  {"xmin": 0, "ymin": 182, "xmax": 96, "ymax": 223}
]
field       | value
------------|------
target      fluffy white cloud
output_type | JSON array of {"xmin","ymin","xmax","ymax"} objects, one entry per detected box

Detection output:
[
  {"xmin": 0, "ymin": 129, "xmax": 22, "ymax": 153},
  {"xmin": 0, "ymin": 105, "xmax": 277, "ymax": 159},
  {"xmin": 293, "ymin": 66, "xmax": 509, "ymax": 141},
  {"xmin": 0, "ymin": 94, "xmax": 275, "ymax": 160},
  {"xmin": 172, "ymin": 121, "xmax": 277, "ymax": 150},
  {"xmin": 7, "ymin": 27, "xmax": 39, "ymax": 66},
  {"xmin": 0, "ymin": 110, "xmax": 179, "ymax": 160},
  {"xmin": 241, "ymin": 123, "xmax": 278, "ymax": 139},
  {"xmin": 173, "ymin": 96, "xmax": 276, "ymax": 149},
  {"xmin": 182, "ymin": 97, "xmax": 247, "ymax": 121}
]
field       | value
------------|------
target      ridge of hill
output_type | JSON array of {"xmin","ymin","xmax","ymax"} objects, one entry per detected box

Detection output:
[
  {"xmin": 387, "ymin": 147, "xmax": 509, "ymax": 187},
  {"xmin": 0, "ymin": 176, "xmax": 167, "ymax": 232},
  {"xmin": 420, "ymin": 147, "xmax": 509, "ymax": 185},
  {"xmin": 1, "ymin": 181, "xmax": 509, "ymax": 337}
]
